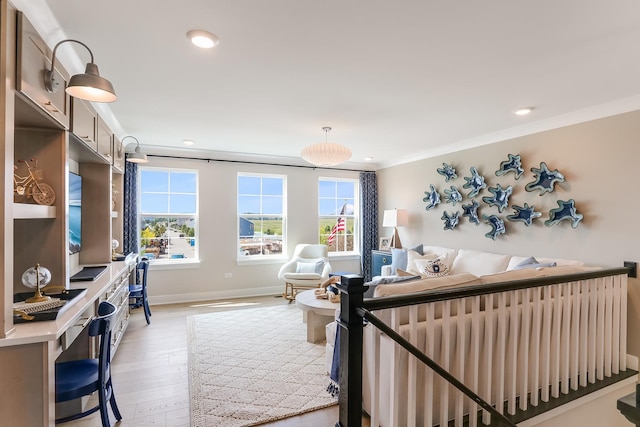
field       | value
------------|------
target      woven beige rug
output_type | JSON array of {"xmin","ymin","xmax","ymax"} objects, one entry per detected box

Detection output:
[{"xmin": 187, "ymin": 305, "xmax": 337, "ymax": 427}]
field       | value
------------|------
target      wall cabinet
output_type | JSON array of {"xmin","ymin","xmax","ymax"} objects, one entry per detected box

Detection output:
[
  {"xmin": 15, "ymin": 11, "xmax": 69, "ymax": 128},
  {"xmin": 96, "ymin": 115, "xmax": 113, "ymax": 162},
  {"xmin": 70, "ymin": 98, "xmax": 97, "ymax": 151}
]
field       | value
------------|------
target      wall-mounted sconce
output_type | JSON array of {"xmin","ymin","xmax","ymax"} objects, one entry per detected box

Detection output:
[
  {"xmin": 44, "ymin": 39, "xmax": 117, "ymax": 103},
  {"xmin": 123, "ymin": 136, "xmax": 149, "ymax": 163}
]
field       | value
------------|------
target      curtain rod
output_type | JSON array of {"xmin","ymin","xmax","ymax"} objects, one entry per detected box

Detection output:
[{"xmin": 146, "ymin": 154, "xmax": 375, "ymax": 173}]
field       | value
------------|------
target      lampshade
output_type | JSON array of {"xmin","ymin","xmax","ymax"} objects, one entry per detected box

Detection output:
[
  {"xmin": 383, "ymin": 209, "xmax": 408, "ymax": 249},
  {"xmin": 301, "ymin": 127, "xmax": 351, "ymax": 167},
  {"xmin": 123, "ymin": 136, "xmax": 149, "ymax": 163},
  {"xmin": 382, "ymin": 209, "xmax": 409, "ymax": 228},
  {"xmin": 44, "ymin": 39, "xmax": 117, "ymax": 103}
]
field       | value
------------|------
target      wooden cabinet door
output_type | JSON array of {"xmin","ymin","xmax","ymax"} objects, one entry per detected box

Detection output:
[
  {"xmin": 96, "ymin": 116, "xmax": 113, "ymax": 162},
  {"xmin": 16, "ymin": 12, "xmax": 70, "ymax": 128},
  {"xmin": 71, "ymin": 98, "xmax": 97, "ymax": 151}
]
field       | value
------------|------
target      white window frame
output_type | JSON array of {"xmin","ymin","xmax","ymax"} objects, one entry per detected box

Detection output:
[
  {"xmin": 237, "ymin": 172, "xmax": 287, "ymax": 262},
  {"xmin": 138, "ymin": 166, "xmax": 199, "ymax": 264},
  {"xmin": 318, "ymin": 177, "xmax": 360, "ymax": 257}
]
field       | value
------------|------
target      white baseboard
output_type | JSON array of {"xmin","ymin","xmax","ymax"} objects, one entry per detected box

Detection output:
[{"xmin": 149, "ymin": 285, "xmax": 283, "ymax": 305}]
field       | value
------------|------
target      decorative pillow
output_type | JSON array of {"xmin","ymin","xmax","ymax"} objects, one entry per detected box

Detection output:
[
  {"xmin": 390, "ymin": 244, "xmax": 424, "ymax": 274},
  {"xmin": 296, "ymin": 260, "xmax": 324, "ymax": 274},
  {"xmin": 512, "ymin": 256, "xmax": 557, "ymax": 270},
  {"xmin": 406, "ymin": 250, "xmax": 437, "ymax": 275},
  {"xmin": 414, "ymin": 257, "xmax": 450, "ymax": 278}
]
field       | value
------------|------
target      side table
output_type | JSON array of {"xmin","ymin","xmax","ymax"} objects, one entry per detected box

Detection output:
[{"xmin": 295, "ymin": 289, "xmax": 339, "ymax": 343}]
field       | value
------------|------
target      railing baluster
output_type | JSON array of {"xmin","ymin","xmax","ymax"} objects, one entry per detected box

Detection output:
[
  {"xmin": 531, "ymin": 287, "xmax": 541, "ymax": 407},
  {"xmin": 604, "ymin": 277, "xmax": 613, "ymax": 378},
  {"xmin": 407, "ymin": 305, "xmax": 418, "ymax": 426},
  {"xmin": 561, "ymin": 283, "xmax": 571, "ymax": 394},
  {"xmin": 551, "ymin": 284, "xmax": 561, "ymax": 398},
  {"xmin": 507, "ymin": 290, "xmax": 518, "ymax": 414},
  {"xmin": 520, "ymin": 288, "xmax": 531, "ymax": 411},
  {"xmin": 497, "ymin": 292, "xmax": 507, "ymax": 414},
  {"xmin": 440, "ymin": 300, "xmax": 451, "ymax": 427},
  {"xmin": 588, "ymin": 279, "xmax": 597, "ymax": 384},
  {"xmin": 389, "ymin": 308, "xmax": 400, "ymax": 427},
  {"xmin": 620, "ymin": 275, "xmax": 627, "ymax": 371},
  {"xmin": 596, "ymin": 277, "xmax": 605, "ymax": 381},
  {"xmin": 570, "ymin": 281, "xmax": 580, "ymax": 391},
  {"xmin": 455, "ymin": 298, "xmax": 466, "ymax": 425},
  {"xmin": 579, "ymin": 279, "xmax": 589, "ymax": 388},
  {"xmin": 613, "ymin": 275, "xmax": 621, "ymax": 374},
  {"xmin": 482, "ymin": 293, "xmax": 494, "ymax": 425},
  {"xmin": 425, "ymin": 303, "xmax": 435, "ymax": 427},
  {"xmin": 470, "ymin": 296, "xmax": 480, "ymax": 427},
  {"xmin": 541, "ymin": 285, "xmax": 552, "ymax": 402}
]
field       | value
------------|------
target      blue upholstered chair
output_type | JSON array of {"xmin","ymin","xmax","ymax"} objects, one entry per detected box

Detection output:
[
  {"xmin": 55, "ymin": 301, "xmax": 122, "ymax": 427},
  {"xmin": 129, "ymin": 259, "xmax": 151, "ymax": 324}
]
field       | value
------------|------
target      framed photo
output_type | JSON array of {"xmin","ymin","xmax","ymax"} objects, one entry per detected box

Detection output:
[{"xmin": 379, "ymin": 237, "xmax": 391, "ymax": 251}]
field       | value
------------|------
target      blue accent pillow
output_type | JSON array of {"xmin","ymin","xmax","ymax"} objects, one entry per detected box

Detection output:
[
  {"xmin": 512, "ymin": 256, "xmax": 557, "ymax": 270},
  {"xmin": 390, "ymin": 244, "xmax": 424, "ymax": 274}
]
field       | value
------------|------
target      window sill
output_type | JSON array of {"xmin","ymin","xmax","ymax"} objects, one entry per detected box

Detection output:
[
  {"xmin": 147, "ymin": 259, "xmax": 200, "ymax": 270},
  {"xmin": 236, "ymin": 255, "xmax": 288, "ymax": 266},
  {"xmin": 328, "ymin": 252, "xmax": 361, "ymax": 261}
]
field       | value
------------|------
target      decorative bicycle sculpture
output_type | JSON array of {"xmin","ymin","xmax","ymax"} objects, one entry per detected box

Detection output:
[{"xmin": 14, "ymin": 158, "xmax": 56, "ymax": 206}]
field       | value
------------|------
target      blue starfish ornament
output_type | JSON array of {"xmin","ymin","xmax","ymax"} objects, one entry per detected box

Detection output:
[
  {"xmin": 482, "ymin": 183, "xmax": 513, "ymax": 213},
  {"xmin": 423, "ymin": 184, "xmax": 441, "ymax": 211},
  {"xmin": 525, "ymin": 162, "xmax": 565, "ymax": 195},
  {"xmin": 506, "ymin": 203, "xmax": 542, "ymax": 226},
  {"xmin": 441, "ymin": 211, "xmax": 460, "ymax": 230},
  {"xmin": 444, "ymin": 186, "xmax": 463, "ymax": 205},
  {"xmin": 544, "ymin": 199, "xmax": 583, "ymax": 228},
  {"xmin": 462, "ymin": 167, "xmax": 487, "ymax": 198},
  {"xmin": 461, "ymin": 199, "xmax": 480, "ymax": 225},
  {"xmin": 437, "ymin": 163, "xmax": 457, "ymax": 182},
  {"xmin": 495, "ymin": 154, "xmax": 524, "ymax": 179},
  {"xmin": 483, "ymin": 214, "xmax": 506, "ymax": 240}
]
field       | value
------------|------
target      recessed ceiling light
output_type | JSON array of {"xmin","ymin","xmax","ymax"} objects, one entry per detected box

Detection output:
[
  {"xmin": 183, "ymin": 139, "xmax": 195, "ymax": 146},
  {"xmin": 514, "ymin": 107, "xmax": 534, "ymax": 116},
  {"xmin": 364, "ymin": 156, "xmax": 374, "ymax": 162},
  {"xmin": 186, "ymin": 30, "xmax": 220, "ymax": 49}
]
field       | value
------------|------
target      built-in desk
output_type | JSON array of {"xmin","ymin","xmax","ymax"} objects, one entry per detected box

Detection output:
[{"xmin": 0, "ymin": 257, "xmax": 136, "ymax": 427}]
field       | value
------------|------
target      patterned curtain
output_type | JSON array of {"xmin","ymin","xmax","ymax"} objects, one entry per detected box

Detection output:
[
  {"xmin": 123, "ymin": 157, "xmax": 138, "ymax": 255},
  {"xmin": 360, "ymin": 171, "xmax": 378, "ymax": 282}
]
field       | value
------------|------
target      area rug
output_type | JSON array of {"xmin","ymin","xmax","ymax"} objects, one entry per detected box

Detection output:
[{"xmin": 187, "ymin": 305, "xmax": 337, "ymax": 426}]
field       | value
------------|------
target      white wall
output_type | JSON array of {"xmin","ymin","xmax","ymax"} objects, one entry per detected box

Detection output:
[
  {"xmin": 144, "ymin": 156, "xmax": 362, "ymax": 304},
  {"xmin": 377, "ymin": 109, "xmax": 640, "ymax": 357}
]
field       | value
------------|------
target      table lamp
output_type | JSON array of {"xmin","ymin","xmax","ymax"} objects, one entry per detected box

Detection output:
[{"xmin": 382, "ymin": 208, "xmax": 408, "ymax": 249}]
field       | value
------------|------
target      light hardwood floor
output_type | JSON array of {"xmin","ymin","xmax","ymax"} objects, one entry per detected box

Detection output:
[{"xmin": 63, "ymin": 295, "xmax": 369, "ymax": 427}]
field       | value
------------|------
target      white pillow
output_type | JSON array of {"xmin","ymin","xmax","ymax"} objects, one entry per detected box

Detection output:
[
  {"xmin": 296, "ymin": 260, "xmax": 324, "ymax": 274},
  {"xmin": 414, "ymin": 257, "xmax": 450, "ymax": 278}
]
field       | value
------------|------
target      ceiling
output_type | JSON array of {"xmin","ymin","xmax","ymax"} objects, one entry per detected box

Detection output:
[{"xmin": 14, "ymin": 0, "xmax": 640, "ymax": 170}]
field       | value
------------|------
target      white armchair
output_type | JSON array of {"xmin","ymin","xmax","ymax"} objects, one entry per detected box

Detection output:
[{"xmin": 278, "ymin": 244, "xmax": 332, "ymax": 302}]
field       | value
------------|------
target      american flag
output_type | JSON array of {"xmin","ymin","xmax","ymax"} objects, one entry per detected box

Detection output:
[{"xmin": 327, "ymin": 217, "xmax": 346, "ymax": 245}]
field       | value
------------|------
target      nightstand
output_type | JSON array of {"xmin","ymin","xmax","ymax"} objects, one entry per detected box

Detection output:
[{"xmin": 371, "ymin": 250, "xmax": 392, "ymax": 277}]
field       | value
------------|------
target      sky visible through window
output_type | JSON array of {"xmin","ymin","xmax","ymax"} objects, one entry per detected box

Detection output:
[{"xmin": 141, "ymin": 170, "xmax": 197, "ymax": 214}]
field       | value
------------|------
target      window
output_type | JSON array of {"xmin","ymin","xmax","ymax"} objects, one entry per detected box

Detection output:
[
  {"xmin": 319, "ymin": 178, "xmax": 358, "ymax": 254},
  {"xmin": 138, "ymin": 167, "xmax": 198, "ymax": 261},
  {"xmin": 237, "ymin": 173, "xmax": 285, "ymax": 258}
]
